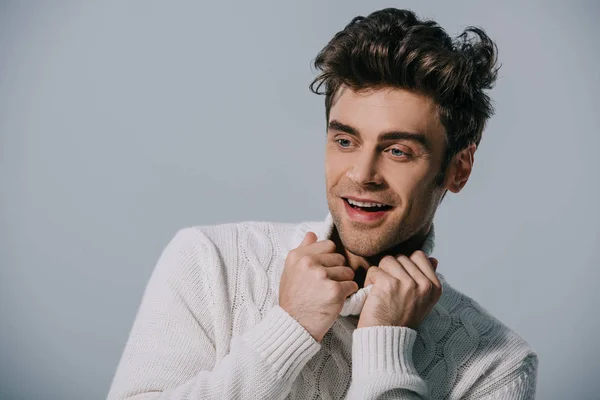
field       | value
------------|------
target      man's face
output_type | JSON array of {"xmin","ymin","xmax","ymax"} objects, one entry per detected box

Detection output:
[{"xmin": 325, "ymin": 85, "xmax": 448, "ymax": 257}]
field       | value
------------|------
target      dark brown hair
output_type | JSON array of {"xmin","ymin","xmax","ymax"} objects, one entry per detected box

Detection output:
[{"xmin": 310, "ymin": 8, "xmax": 500, "ymax": 181}]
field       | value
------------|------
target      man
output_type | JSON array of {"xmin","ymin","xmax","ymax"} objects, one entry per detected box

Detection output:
[{"xmin": 107, "ymin": 8, "xmax": 538, "ymax": 400}]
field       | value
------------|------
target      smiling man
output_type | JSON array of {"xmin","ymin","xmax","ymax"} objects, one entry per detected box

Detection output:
[
  {"xmin": 325, "ymin": 89, "xmax": 449, "ymax": 280},
  {"xmin": 108, "ymin": 8, "xmax": 538, "ymax": 400}
]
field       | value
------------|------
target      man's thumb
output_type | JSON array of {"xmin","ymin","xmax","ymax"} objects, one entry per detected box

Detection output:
[{"xmin": 301, "ymin": 231, "xmax": 317, "ymax": 246}]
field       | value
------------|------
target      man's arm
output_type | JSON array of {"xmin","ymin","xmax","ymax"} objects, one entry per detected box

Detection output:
[
  {"xmin": 346, "ymin": 327, "xmax": 538, "ymax": 400},
  {"xmin": 346, "ymin": 250, "xmax": 539, "ymax": 399},
  {"xmin": 106, "ymin": 228, "xmax": 321, "ymax": 400},
  {"xmin": 469, "ymin": 353, "xmax": 538, "ymax": 400},
  {"xmin": 345, "ymin": 253, "xmax": 439, "ymax": 399}
]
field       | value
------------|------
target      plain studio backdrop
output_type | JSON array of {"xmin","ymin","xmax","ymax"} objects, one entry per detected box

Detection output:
[{"xmin": 1, "ymin": 1, "xmax": 598, "ymax": 399}]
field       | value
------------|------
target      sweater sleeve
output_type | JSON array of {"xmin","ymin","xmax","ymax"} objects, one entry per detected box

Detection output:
[
  {"xmin": 106, "ymin": 228, "xmax": 321, "ymax": 400},
  {"xmin": 346, "ymin": 327, "xmax": 539, "ymax": 400},
  {"xmin": 345, "ymin": 326, "xmax": 429, "ymax": 399},
  {"xmin": 468, "ymin": 353, "xmax": 539, "ymax": 400}
]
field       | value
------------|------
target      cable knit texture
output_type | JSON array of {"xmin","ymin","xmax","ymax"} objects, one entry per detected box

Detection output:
[{"xmin": 107, "ymin": 213, "xmax": 538, "ymax": 399}]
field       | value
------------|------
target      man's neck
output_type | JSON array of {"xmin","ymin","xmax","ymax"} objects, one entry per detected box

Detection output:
[{"xmin": 330, "ymin": 224, "xmax": 431, "ymax": 288}]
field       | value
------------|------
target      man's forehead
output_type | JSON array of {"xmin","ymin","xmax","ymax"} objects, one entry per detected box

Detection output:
[{"xmin": 329, "ymin": 85, "xmax": 445, "ymax": 140}]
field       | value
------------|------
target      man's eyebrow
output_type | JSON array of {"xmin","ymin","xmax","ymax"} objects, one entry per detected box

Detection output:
[{"xmin": 328, "ymin": 119, "xmax": 432, "ymax": 152}]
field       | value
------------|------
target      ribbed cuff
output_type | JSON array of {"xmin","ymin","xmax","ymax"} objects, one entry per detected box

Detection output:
[
  {"xmin": 352, "ymin": 326, "xmax": 419, "ymax": 376},
  {"xmin": 243, "ymin": 305, "xmax": 321, "ymax": 382}
]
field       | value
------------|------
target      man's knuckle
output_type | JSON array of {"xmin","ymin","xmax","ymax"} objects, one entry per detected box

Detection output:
[
  {"xmin": 344, "ymin": 267, "xmax": 355, "ymax": 279},
  {"xmin": 286, "ymin": 250, "xmax": 297, "ymax": 264},
  {"xmin": 379, "ymin": 278, "xmax": 392, "ymax": 292},
  {"xmin": 323, "ymin": 239, "xmax": 336, "ymax": 250},
  {"xmin": 419, "ymin": 281, "xmax": 433, "ymax": 295},
  {"xmin": 380, "ymin": 255, "xmax": 395, "ymax": 265},
  {"xmin": 327, "ymin": 282, "xmax": 342, "ymax": 297},
  {"xmin": 299, "ymin": 255, "xmax": 315, "ymax": 268},
  {"xmin": 411, "ymin": 250, "xmax": 424, "ymax": 260},
  {"xmin": 313, "ymin": 267, "xmax": 327, "ymax": 280},
  {"xmin": 403, "ymin": 279, "xmax": 417, "ymax": 291}
]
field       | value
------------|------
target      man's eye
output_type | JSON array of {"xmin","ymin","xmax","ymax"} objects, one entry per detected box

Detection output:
[
  {"xmin": 336, "ymin": 139, "xmax": 352, "ymax": 148},
  {"xmin": 389, "ymin": 148, "xmax": 410, "ymax": 157}
]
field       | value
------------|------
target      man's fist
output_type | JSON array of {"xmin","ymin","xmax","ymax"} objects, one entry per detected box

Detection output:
[
  {"xmin": 357, "ymin": 250, "xmax": 442, "ymax": 330},
  {"xmin": 279, "ymin": 231, "xmax": 359, "ymax": 342}
]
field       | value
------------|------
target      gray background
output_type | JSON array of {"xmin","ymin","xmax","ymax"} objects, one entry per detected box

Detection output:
[{"xmin": 1, "ymin": 1, "xmax": 598, "ymax": 399}]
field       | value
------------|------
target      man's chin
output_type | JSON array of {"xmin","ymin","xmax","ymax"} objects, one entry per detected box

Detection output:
[{"xmin": 338, "ymin": 236, "xmax": 388, "ymax": 258}]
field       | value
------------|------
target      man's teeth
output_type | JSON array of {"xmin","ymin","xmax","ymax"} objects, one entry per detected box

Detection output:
[{"xmin": 347, "ymin": 198, "xmax": 388, "ymax": 208}]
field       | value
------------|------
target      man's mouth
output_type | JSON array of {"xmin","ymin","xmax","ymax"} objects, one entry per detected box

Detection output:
[{"xmin": 342, "ymin": 197, "xmax": 394, "ymax": 212}]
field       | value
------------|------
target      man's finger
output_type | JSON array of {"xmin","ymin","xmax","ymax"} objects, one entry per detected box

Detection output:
[
  {"xmin": 379, "ymin": 255, "xmax": 414, "ymax": 285},
  {"xmin": 325, "ymin": 266, "xmax": 355, "ymax": 281},
  {"xmin": 297, "ymin": 234, "xmax": 338, "ymax": 257},
  {"xmin": 409, "ymin": 251, "xmax": 442, "ymax": 290},
  {"xmin": 394, "ymin": 255, "xmax": 430, "ymax": 289},
  {"xmin": 430, "ymin": 258, "xmax": 439, "ymax": 271},
  {"xmin": 315, "ymin": 253, "xmax": 347, "ymax": 268},
  {"xmin": 363, "ymin": 265, "xmax": 391, "ymax": 288},
  {"xmin": 300, "ymin": 231, "xmax": 317, "ymax": 246},
  {"xmin": 338, "ymin": 280, "xmax": 359, "ymax": 298}
]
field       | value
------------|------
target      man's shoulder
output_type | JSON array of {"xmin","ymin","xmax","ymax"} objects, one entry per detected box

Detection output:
[
  {"xmin": 435, "ymin": 277, "xmax": 538, "ymax": 382},
  {"xmin": 173, "ymin": 216, "xmax": 324, "ymax": 256}
]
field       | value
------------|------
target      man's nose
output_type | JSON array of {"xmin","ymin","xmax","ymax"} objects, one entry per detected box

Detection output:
[{"xmin": 346, "ymin": 152, "xmax": 383, "ymax": 186}]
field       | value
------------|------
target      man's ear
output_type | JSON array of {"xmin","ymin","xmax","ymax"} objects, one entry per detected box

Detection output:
[{"xmin": 444, "ymin": 143, "xmax": 476, "ymax": 193}]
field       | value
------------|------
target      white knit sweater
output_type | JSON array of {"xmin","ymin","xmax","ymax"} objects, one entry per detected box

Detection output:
[{"xmin": 107, "ymin": 213, "xmax": 538, "ymax": 399}]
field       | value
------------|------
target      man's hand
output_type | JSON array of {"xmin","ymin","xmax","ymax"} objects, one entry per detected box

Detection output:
[
  {"xmin": 279, "ymin": 231, "xmax": 359, "ymax": 342},
  {"xmin": 357, "ymin": 251, "xmax": 442, "ymax": 330}
]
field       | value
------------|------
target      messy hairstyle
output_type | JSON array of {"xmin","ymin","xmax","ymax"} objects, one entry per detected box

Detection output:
[{"xmin": 310, "ymin": 8, "xmax": 500, "ymax": 182}]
